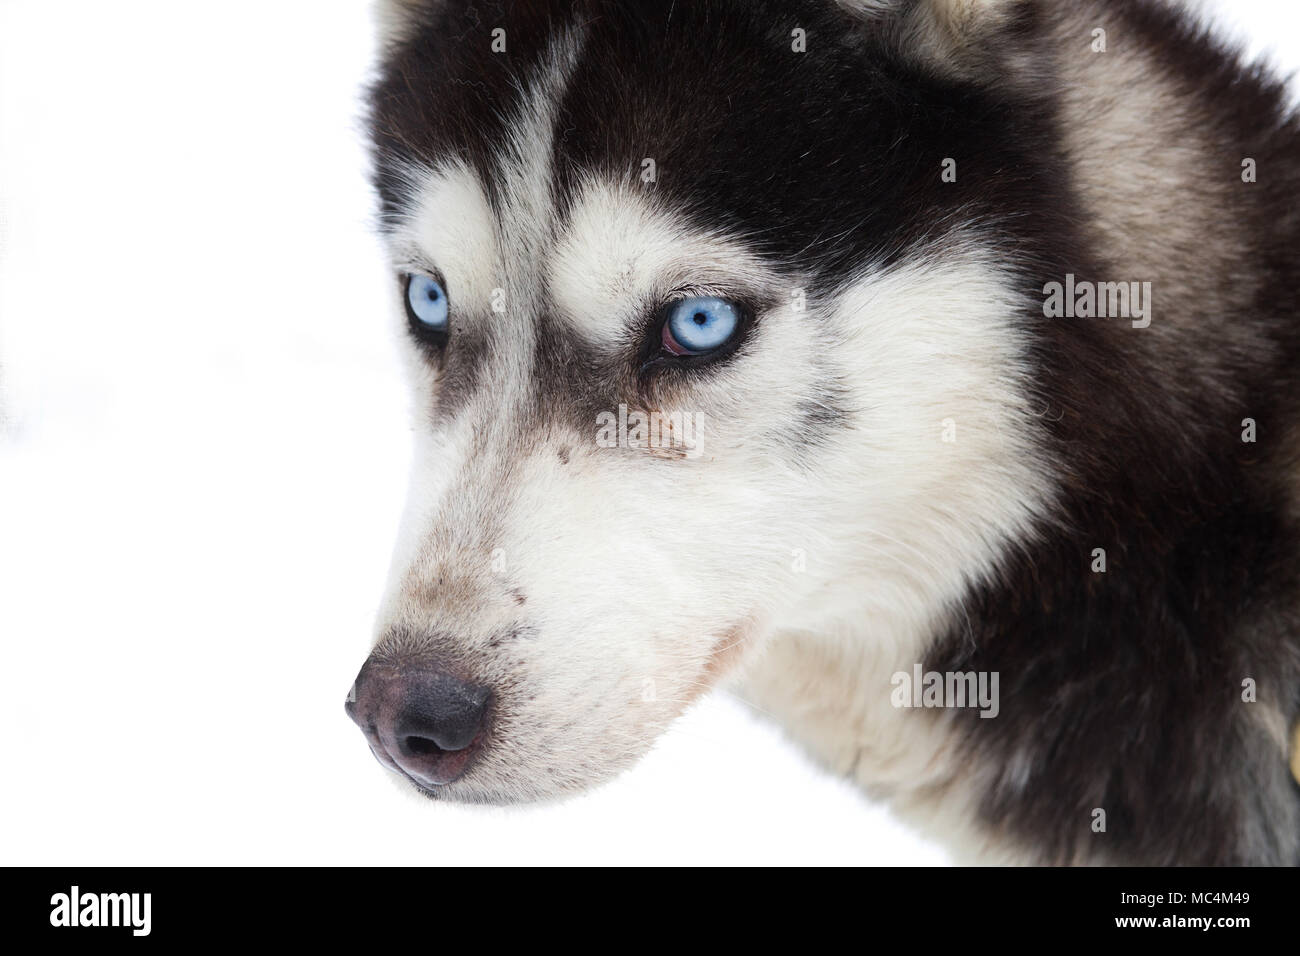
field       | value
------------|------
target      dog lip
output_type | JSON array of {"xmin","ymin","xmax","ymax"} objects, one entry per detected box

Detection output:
[{"xmin": 367, "ymin": 744, "xmax": 404, "ymax": 775}]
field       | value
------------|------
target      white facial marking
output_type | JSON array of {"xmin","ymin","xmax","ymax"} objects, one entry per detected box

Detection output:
[{"xmin": 549, "ymin": 179, "xmax": 777, "ymax": 346}]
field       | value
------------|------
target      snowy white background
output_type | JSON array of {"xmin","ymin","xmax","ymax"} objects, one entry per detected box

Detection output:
[{"xmin": 1, "ymin": 0, "xmax": 1296, "ymax": 865}]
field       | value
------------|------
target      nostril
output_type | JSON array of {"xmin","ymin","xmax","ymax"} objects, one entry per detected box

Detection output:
[{"xmin": 403, "ymin": 735, "xmax": 448, "ymax": 757}]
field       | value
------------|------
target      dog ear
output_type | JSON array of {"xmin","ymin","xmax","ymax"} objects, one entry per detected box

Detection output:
[
  {"xmin": 373, "ymin": 0, "xmax": 439, "ymax": 48},
  {"xmin": 372, "ymin": 0, "xmax": 560, "ymax": 50},
  {"xmin": 836, "ymin": 0, "xmax": 1036, "ymax": 85}
]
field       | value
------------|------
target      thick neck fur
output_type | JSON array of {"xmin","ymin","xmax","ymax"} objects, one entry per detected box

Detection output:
[{"xmin": 746, "ymin": 0, "xmax": 1300, "ymax": 865}]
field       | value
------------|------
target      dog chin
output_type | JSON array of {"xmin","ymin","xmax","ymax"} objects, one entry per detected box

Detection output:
[{"xmin": 385, "ymin": 755, "xmax": 626, "ymax": 807}]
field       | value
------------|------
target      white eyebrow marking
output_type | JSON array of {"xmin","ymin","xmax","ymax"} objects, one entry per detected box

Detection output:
[{"xmin": 549, "ymin": 178, "xmax": 778, "ymax": 345}]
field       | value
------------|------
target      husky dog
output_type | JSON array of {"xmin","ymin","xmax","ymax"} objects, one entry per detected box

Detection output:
[{"xmin": 345, "ymin": 0, "xmax": 1300, "ymax": 865}]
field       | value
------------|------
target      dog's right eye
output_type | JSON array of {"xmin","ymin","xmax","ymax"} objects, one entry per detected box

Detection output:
[{"xmin": 404, "ymin": 273, "xmax": 449, "ymax": 344}]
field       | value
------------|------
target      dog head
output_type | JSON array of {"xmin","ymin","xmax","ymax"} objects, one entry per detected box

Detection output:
[{"xmin": 347, "ymin": 0, "xmax": 1051, "ymax": 802}]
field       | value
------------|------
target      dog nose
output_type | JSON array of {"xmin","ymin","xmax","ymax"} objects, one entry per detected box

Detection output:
[{"xmin": 345, "ymin": 657, "xmax": 491, "ymax": 788}]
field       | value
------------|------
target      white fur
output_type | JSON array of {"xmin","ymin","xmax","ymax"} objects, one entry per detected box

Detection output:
[
  {"xmin": 737, "ymin": 246, "xmax": 1057, "ymax": 862},
  {"xmin": 550, "ymin": 179, "xmax": 784, "ymax": 346}
]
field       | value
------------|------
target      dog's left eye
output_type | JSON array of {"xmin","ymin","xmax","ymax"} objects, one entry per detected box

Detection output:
[{"xmin": 661, "ymin": 296, "xmax": 742, "ymax": 355}]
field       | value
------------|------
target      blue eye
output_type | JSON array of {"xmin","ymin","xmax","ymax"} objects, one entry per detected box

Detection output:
[
  {"xmin": 662, "ymin": 296, "xmax": 742, "ymax": 355},
  {"xmin": 405, "ymin": 274, "xmax": 449, "ymax": 331}
]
